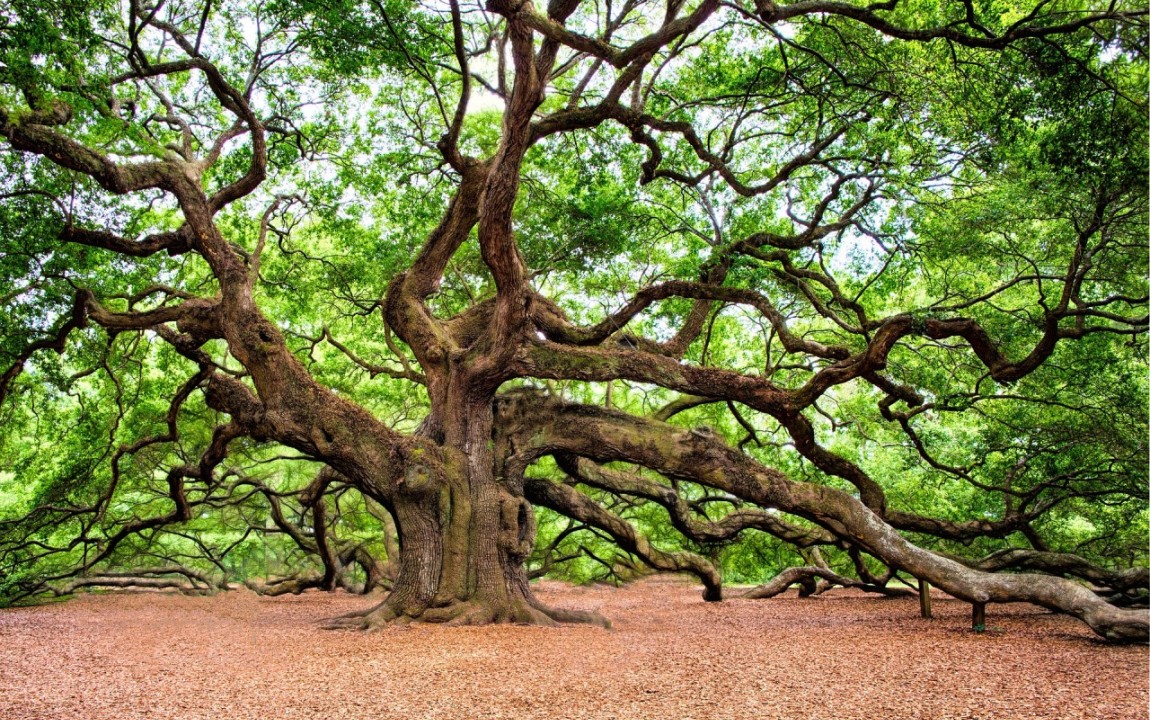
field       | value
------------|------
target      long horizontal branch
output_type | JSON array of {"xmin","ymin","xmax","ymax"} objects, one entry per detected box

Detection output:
[
  {"xmin": 559, "ymin": 455, "xmax": 838, "ymax": 547},
  {"xmin": 0, "ymin": 103, "xmax": 176, "ymax": 195},
  {"xmin": 60, "ymin": 224, "xmax": 193, "ymax": 257},
  {"xmin": 740, "ymin": 565, "xmax": 914, "ymax": 599},
  {"xmin": 500, "ymin": 395, "xmax": 1149, "ymax": 642},
  {"xmin": 950, "ymin": 548, "xmax": 1150, "ymax": 593},
  {"xmin": 520, "ymin": 299, "xmax": 1146, "ymax": 418},
  {"xmin": 531, "ymin": 281, "xmax": 850, "ymax": 359}
]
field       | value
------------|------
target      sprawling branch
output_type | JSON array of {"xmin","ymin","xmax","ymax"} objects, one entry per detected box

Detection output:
[
  {"xmin": 759, "ymin": 1, "xmax": 1147, "ymax": 51},
  {"xmin": 0, "ymin": 292, "xmax": 90, "ymax": 408},
  {"xmin": 523, "ymin": 474, "xmax": 724, "ymax": 600},
  {"xmin": 953, "ymin": 549, "xmax": 1150, "ymax": 594},
  {"xmin": 558, "ymin": 455, "xmax": 838, "ymax": 547},
  {"xmin": 499, "ymin": 394, "xmax": 1149, "ymax": 641},
  {"xmin": 59, "ymin": 225, "xmax": 194, "ymax": 257},
  {"xmin": 740, "ymin": 565, "xmax": 914, "ymax": 599}
]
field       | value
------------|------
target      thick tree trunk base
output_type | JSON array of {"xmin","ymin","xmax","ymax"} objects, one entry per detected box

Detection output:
[{"xmin": 321, "ymin": 593, "xmax": 610, "ymax": 630}]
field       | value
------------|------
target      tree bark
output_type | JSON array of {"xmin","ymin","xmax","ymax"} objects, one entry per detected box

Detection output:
[
  {"xmin": 740, "ymin": 566, "xmax": 914, "ymax": 599},
  {"xmin": 502, "ymin": 395, "xmax": 1150, "ymax": 643},
  {"xmin": 326, "ymin": 389, "xmax": 608, "ymax": 628}
]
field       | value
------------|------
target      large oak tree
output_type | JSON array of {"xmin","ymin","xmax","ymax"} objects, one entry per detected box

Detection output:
[{"xmin": 0, "ymin": 0, "xmax": 1147, "ymax": 640}]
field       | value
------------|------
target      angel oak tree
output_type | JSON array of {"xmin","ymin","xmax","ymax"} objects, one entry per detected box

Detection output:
[{"xmin": 0, "ymin": 0, "xmax": 1147, "ymax": 640}]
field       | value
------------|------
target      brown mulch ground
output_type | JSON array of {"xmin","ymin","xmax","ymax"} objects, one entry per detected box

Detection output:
[{"xmin": 0, "ymin": 576, "xmax": 1146, "ymax": 720}]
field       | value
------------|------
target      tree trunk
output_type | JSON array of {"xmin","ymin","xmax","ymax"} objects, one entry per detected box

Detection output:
[{"xmin": 330, "ymin": 389, "xmax": 607, "ymax": 628}]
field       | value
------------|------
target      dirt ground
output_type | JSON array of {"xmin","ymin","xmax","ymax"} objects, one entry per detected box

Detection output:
[{"xmin": 0, "ymin": 576, "xmax": 1146, "ymax": 720}]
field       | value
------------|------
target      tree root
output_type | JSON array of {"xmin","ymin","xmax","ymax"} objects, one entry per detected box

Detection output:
[
  {"xmin": 320, "ymin": 594, "xmax": 611, "ymax": 630},
  {"xmin": 530, "ymin": 599, "xmax": 612, "ymax": 628},
  {"xmin": 244, "ymin": 573, "xmax": 324, "ymax": 597}
]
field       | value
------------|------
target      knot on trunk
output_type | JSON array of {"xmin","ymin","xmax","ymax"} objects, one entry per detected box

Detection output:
[
  {"xmin": 498, "ymin": 491, "xmax": 536, "ymax": 560},
  {"xmin": 399, "ymin": 462, "xmax": 437, "ymax": 494},
  {"xmin": 203, "ymin": 374, "xmax": 270, "ymax": 439},
  {"xmin": 175, "ymin": 298, "xmax": 222, "ymax": 344}
]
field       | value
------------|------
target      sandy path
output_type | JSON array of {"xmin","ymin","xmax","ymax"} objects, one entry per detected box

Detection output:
[{"xmin": 0, "ymin": 576, "xmax": 1145, "ymax": 719}]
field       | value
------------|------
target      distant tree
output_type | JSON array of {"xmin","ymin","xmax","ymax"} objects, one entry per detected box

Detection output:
[{"xmin": 0, "ymin": 0, "xmax": 1146, "ymax": 640}]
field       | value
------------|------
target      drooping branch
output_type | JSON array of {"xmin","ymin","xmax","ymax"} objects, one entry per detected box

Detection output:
[
  {"xmin": 558, "ymin": 455, "xmax": 839, "ymax": 547},
  {"xmin": 740, "ymin": 565, "xmax": 915, "ymax": 599},
  {"xmin": 500, "ymin": 394, "xmax": 1149, "ymax": 642},
  {"xmin": 523, "ymin": 474, "xmax": 724, "ymax": 600},
  {"xmin": 0, "ymin": 291, "xmax": 90, "ymax": 408},
  {"xmin": 952, "ymin": 549, "xmax": 1150, "ymax": 594},
  {"xmin": 49, "ymin": 566, "xmax": 227, "ymax": 597}
]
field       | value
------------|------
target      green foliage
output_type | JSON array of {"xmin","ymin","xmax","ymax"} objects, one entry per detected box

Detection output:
[{"xmin": 0, "ymin": 0, "xmax": 1145, "ymax": 603}]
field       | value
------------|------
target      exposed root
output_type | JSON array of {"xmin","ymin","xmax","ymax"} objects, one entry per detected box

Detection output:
[
  {"xmin": 320, "ymin": 615, "xmax": 375, "ymax": 631},
  {"xmin": 320, "ymin": 594, "xmax": 612, "ymax": 629},
  {"xmin": 244, "ymin": 573, "xmax": 324, "ymax": 597},
  {"xmin": 419, "ymin": 601, "xmax": 503, "ymax": 625},
  {"xmin": 531, "ymin": 599, "xmax": 612, "ymax": 628},
  {"xmin": 320, "ymin": 599, "xmax": 396, "ymax": 630}
]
